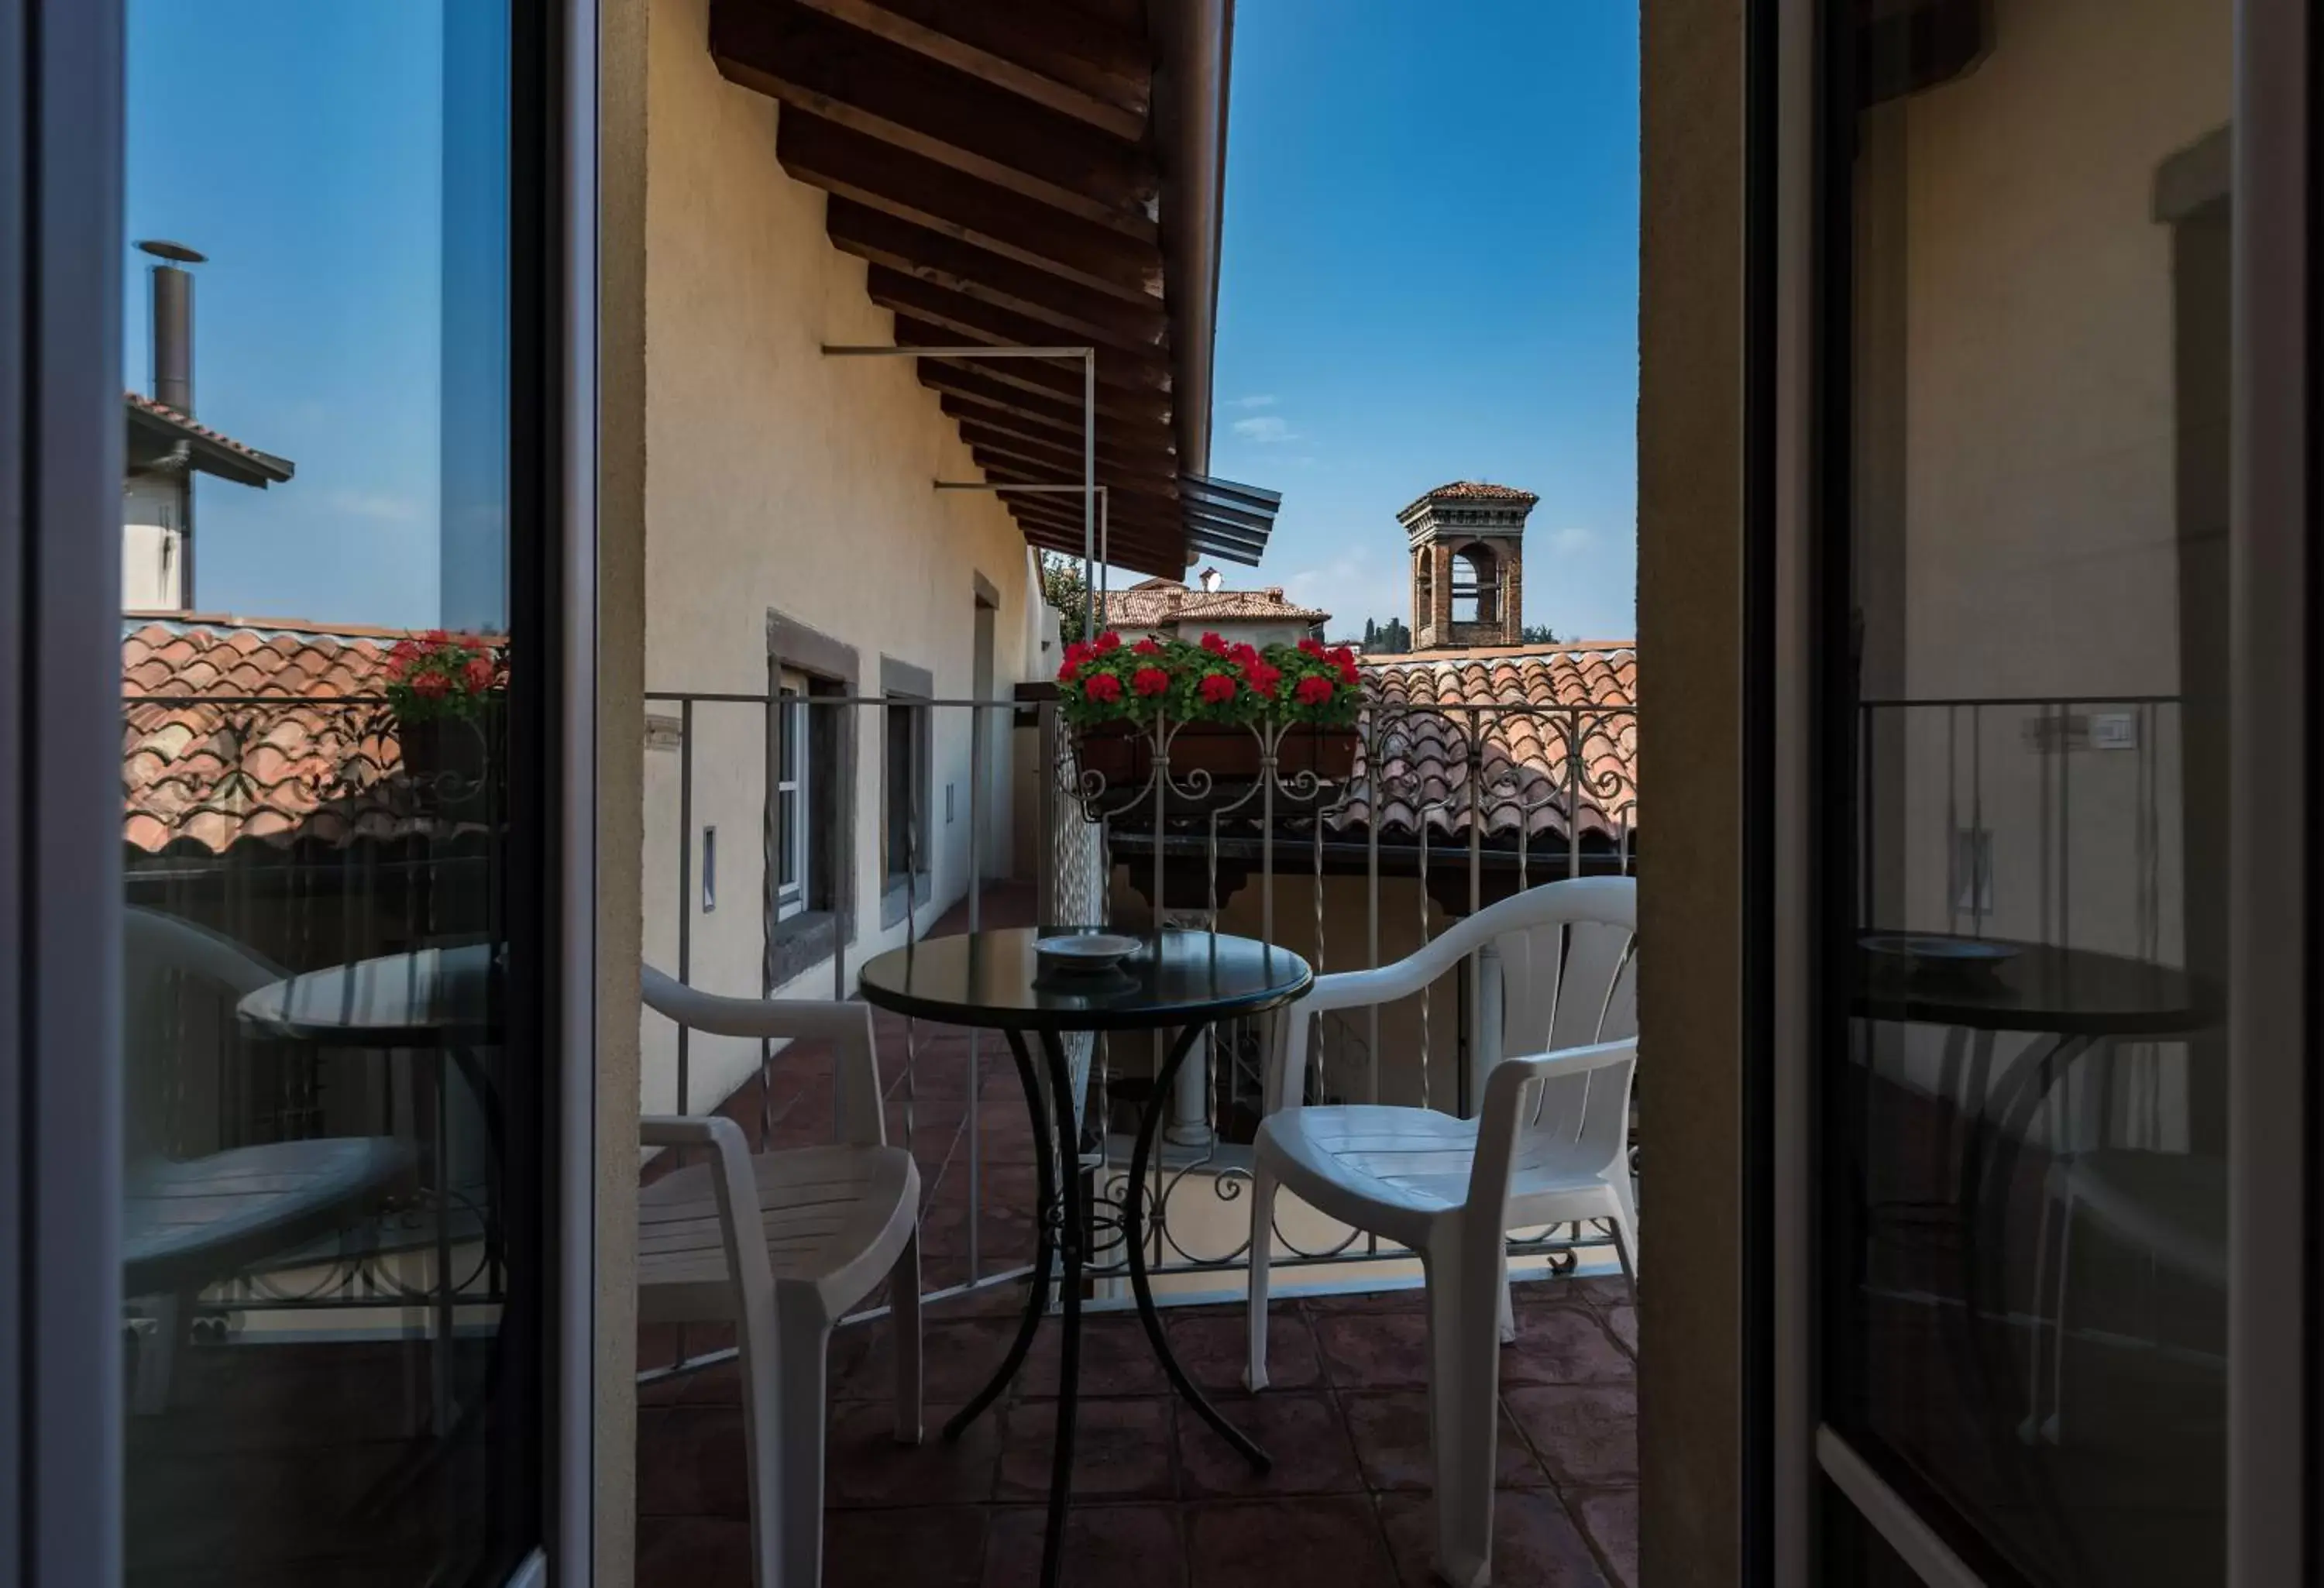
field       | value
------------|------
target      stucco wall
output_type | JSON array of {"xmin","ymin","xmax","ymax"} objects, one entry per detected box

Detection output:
[
  {"xmin": 1638, "ymin": 0, "xmax": 1745, "ymax": 1575},
  {"xmin": 634, "ymin": 0, "xmax": 1045, "ymax": 1120},
  {"xmin": 594, "ymin": 0, "xmax": 650, "ymax": 1579}
]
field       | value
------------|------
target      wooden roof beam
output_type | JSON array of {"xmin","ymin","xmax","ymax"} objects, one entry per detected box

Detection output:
[
  {"xmin": 778, "ymin": 115, "xmax": 1161, "ymax": 304},
  {"xmin": 783, "ymin": 0, "xmax": 1150, "ymax": 138},
  {"xmin": 713, "ymin": 0, "xmax": 1157, "ymax": 235},
  {"xmin": 951, "ymin": 418, "xmax": 1177, "ymax": 486},
  {"xmin": 827, "ymin": 201, "xmax": 1169, "ymax": 352},
  {"xmin": 916, "ymin": 362, "xmax": 1177, "ymax": 453},
  {"xmin": 909, "ymin": 339, "xmax": 1171, "ymax": 427},
  {"xmin": 865, "ymin": 266, "xmax": 1169, "ymax": 386}
]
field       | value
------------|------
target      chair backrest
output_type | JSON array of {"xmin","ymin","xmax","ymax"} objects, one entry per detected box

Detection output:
[
  {"xmin": 639, "ymin": 964, "xmax": 887, "ymax": 1146},
  {"xmin": 1480, "ymin": 877, "xmax": 1637, "ymax": 1179}
]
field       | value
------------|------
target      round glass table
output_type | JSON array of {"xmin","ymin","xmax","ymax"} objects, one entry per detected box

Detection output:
[{"xmin": 858, "ymin": 926, "xmax": 1312, "ymax": 1588}]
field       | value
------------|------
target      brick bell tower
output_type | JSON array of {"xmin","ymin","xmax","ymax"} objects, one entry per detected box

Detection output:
[{"xmin": 1401, "ymin": 480, "xmax": 1538, "ymax": 649}]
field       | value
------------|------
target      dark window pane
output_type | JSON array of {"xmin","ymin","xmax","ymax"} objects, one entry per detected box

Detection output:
[
  {"xmin": 1822, "ymin": 0, "xmax": 2230, "ymax": 1582},
  {"xmin": 119, "ymin": 2, "xmax": 538, "ymax": 1582}
]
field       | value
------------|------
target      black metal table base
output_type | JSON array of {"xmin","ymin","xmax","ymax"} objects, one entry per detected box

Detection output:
[{"xmin": 944, "ymin": 1022, "xmax": 1269, "ymax": 1588}]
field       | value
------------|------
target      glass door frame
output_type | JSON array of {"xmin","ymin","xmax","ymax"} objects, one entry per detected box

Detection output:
[
  {"xmin": 1765, "ymin": 0, "xmax": 2317, "ymax": 1583},
  {"xmin": 0, "ymin": 0, "xmax": 603, "ymax": 1581}
]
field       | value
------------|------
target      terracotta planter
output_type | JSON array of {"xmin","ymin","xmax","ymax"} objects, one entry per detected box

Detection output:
[
  {"xmin": 1072, "ymin": 720, "xmax": 1358, "ymax": 813},
  {"xmin": 395, "ymin": 707, "xmax": 505, "ymax": 823}
]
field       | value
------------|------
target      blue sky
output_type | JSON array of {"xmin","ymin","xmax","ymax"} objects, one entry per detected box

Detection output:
[
  {"xmin": 124, "ymin": 0, "xmax": 491, "ymax": 631},
  {"xmin": 129, "ymin": 2, "xmax": 1635, "ymax": 642},
  {"xmin": 1205, "ymin": 2, "xmax": 1640, "ymax": 642}
]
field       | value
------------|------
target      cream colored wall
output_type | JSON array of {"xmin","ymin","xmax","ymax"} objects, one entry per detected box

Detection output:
[
  {"xmin": 122, "ymin": 476, "xmax": 184, "ymax": 610},
  {"xmin": 635, "ymin": 0, "xmax": 1043, "ymax": 1120},
  {"xmin": 1868, "ymin": 0, "xmax": 2227, "ymax": 969},
  {"xmin": 593, "ymin": 0, "xmax": 649, "ymax": 1579}
]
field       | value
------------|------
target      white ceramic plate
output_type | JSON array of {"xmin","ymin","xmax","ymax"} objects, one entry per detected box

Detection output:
[{"xmin": 1033, "ymin": 932, "xmax": 1143, "ymax": 972}]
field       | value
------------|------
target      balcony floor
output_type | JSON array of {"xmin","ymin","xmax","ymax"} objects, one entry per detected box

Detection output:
[
  {"xmin": 634, "ymin": 1276, "xmax": 1638, "ymax": 1588},
  {"xmin": 638, "ymin": 881, "xmax": 1636, "ymax": 1585}
]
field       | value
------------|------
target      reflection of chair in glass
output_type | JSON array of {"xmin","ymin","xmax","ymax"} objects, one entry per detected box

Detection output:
[
  {"xmin": 638, "ymin": 968, "xmax": 923, "ymax": 1588},
  {"xmin": 121, "ymin": 908, "xmax": 415, "ymax": 1414},
  {"xmin": 1245, "ymin": 877, "xmax": 1638, "ymax": 1588},
  {"xmin": 2020, "ymin": 1145, "xmax": 2226, "ymax": 1445}
]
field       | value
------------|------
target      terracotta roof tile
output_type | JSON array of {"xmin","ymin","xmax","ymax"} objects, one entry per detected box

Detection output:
[
  {"xmin": 121, "ymin": 618, "xmax": 484, "ymax": 856},
  {"xmin": 1102, "ymin": 579, "xmax": 1329, "ymax": 629},
  {"xmin": 1407, "ymin": 480, "xmax": 1542, "ymax": 506},
  {"xmin": 1333, "ymin": 644, "xmax": 1638, "ymax": 847}
]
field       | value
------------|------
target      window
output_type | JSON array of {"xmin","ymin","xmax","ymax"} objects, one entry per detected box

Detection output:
[
  {"xmin": 885, "ymin": 696, "xmax": 927, "ymax": 882},
  {"xmin": 775, "ymin": 679, "xmax": 807, "ymax": 922},
  {"xmin": 880, "ymin": 655, "xmax": 933, "ymax": 928}
]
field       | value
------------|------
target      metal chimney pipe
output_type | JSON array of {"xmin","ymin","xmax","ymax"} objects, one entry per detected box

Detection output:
[{"xmin": 136, "ymin": 239, "xmax": 205, "ymax": 415}]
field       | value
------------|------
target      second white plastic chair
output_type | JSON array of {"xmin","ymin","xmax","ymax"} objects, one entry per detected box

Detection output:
[
  {"xmin": 1245, "ymin": 875, "xmax": 1638, "ymax": 1588},
  {"xmin": 638, "ymin": 968, "xmax": 923, "ymax": 1588}
]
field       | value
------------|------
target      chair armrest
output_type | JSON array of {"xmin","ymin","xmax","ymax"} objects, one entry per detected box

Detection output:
[
  {"xmin": 637, "ymin": 1114, "xmax": 777, "ymax": 1313},
  {"xmin": 641, "ymin": 966, "xmax": 888, "ymax": 1147},
  {"xmin": 1466, "ymin": 1037, "xmax": 1638, "ymax": 1215}
]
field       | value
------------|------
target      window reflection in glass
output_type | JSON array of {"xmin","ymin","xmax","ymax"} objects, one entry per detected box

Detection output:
[
  {"xmin": 118, "ymin": 3, "xmax": 534, "ymax": 1583},
  {"xmin": 1825, "ymin": 0, "xmax": 2233, "ymax": 1583}
]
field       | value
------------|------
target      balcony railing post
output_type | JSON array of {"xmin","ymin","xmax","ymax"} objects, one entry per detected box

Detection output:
[{"xmin": 1037, "ymin": 698, "xmax": 1060, "ymax": 926}]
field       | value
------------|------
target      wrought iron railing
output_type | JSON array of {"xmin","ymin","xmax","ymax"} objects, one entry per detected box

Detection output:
[{"xmin": 634, "ymin": 681, "xmax": 1638, "ymax": 1388}]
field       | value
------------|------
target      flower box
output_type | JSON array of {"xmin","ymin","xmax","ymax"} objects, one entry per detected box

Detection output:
[
  {"xmin": 397, "ymin": 707, "xmax": 504, "ymax": 823},
  {"xmin": 1074, "ymin": 720, "xmax": 1359, "ymax": 811}
]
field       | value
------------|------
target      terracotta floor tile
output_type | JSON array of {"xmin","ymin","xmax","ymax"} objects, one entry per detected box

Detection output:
[
  {"xmin": 1177, "ymin": 1390, "xmax": 1363, "ymax": 1498},
  {"xmin": 1312, "ymin": 1311, "xmax": 1433, "ymax": 1390},
  {"xmin": 1570, "ymin": 1489, "xmax": 1639, "ymax": 1588},
  {"xmin": 1501, "ymin": 1305, "xmax": 1633, "ymax": 1387},
  {"xmin": 1377, "ymin": 1490, "xmax": 1611, "ymax": 1588},
  {"xmin": 980, "ymin": 1503, "xmax": 1186, "ymax": 1588},
  {"xmin": 1184, "ymin": 1496, "xmax": 1401, "ymax": 1588},
  {"xmin": 834, "ymin": 1316, "xmax": 1023, "ymax": 1404},
  {"xmin": 1599, "ymin": 1302, "xmax": 1638, "ymax": 1356},
  {"xmin": 1301, "ymin": 1284, "xmax": 1429, "ymax": 1315},
  {"xmin": 635, "ymin": 1514, "xmax": 751, "ymax": 1588},
  {"xmin": 822, "ymin": 1505, "xmax": 988, "ymax": 1588},
  {"xmin": 636, "ymin": 1405, "xmax": 748, "ymax": 1518},
  {"xmin": 1020, "ymin": 1311, "xmax": 1170, "ymax": 1398},
  {"xmin": 1340, "ymin": 1390, "xmax": 1549, "ymax": 1491},
  {"xmin": 1504, "ymin": 1386, "xmax": 1638, "ymax": 1487},
  {"xmin": 996, "ymin": 1396, "xmax": 1177, "ymax": 1503},
  {"xmin": 827, "ymin": 1400, "xmax": 997, "ymax": 1507},
  {"xmin": 1167, "ymin": 1305, "xmax": 1323, "ymax": 1395}
]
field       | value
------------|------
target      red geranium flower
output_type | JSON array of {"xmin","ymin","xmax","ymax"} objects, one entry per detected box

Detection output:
[
  {"xmin": 1133, "ymin": 638, "xmax": 1162, "ymax": 655},
  {"xmin": 1131, "ymin": 666, "xmax": 1170, "ymax": 696},
  {"xmin": 1198, "ymin": 632, "xmax": 1229, "ymax": 655},
  {"xmin": 1197, "ymin": 672, "xmax": 1238, "ymax": 704},
  {"xmin": 1294, "ymin": 675, "xmax": 1336, "ymax": 706},
  {"xmin": 1242, "ymin": 661, "xmax": 1282, "ymax": 696},
  {"xmin": 413, "ymin": 671, "xmax": 452, "ymax": 700},
  {"xmin": 1094, "ymin": 631, "xmax": 1122, "ymax": 654},
  {"xmin": 462, "ymin": 657, "xmax": 497, "ymax": 693},
  {"xmin": 1085, "ymin": 673, "xmax": 1124, "ymax": 703},
  {"xmin": 422, "ymin": 629, "xmax": 449, "ymax": 645},
  {"xmin": 1228, "ymin": 641, "xmax": 1259, "ymax": 666},
  {"xmin": 1057, "ymin": 659, "xmax": 1081, "ymax": 684},
  {"xmin": 1338, "ymin": 663, "xmax": 1360, "ymax": 686},
  {"xmin": 1298, "ymin": 637, "xmax": 1325, "ymax": 657},
  {"xmin": 1329, "ymin": 644, "xmax": 1356, "ymax": 668},
  {"xmin": 1064, "ymin": 640, "xmax": 1095, "ymax": 667}
]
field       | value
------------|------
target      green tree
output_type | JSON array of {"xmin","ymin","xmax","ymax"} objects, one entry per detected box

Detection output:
[
  {"xmin": 1520, "ymin": 623, "xmax": 1560, "ymax": 645},
  {"xmin": 1039, "ymin": 552, "xmax": 1090, "ymax": 646}
]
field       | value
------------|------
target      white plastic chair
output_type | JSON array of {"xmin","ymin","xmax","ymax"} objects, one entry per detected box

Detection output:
[
  {"xmin": 1245, "ymin": 875, "xmax": 1638, "ymax": 1588},
  {"xmin": 638, "ymin": 967, "xmax": 923, "ymax": 1588}
]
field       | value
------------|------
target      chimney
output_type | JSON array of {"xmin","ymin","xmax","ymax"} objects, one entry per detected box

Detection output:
[
  {"xmin": 1198, "ymin": 565, "xmax": 1222, "ymax": 593},
  {"xmin": 137, "ymin": 239, "xmax": 205, "ymax": 415}
]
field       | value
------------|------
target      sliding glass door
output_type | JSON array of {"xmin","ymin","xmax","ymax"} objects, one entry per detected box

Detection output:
[
  {"xmin": 1778, "ymin": 0, "xmax": 2315, "ymax": 1580},
  {"xmin": 4, "ymin": 1, "xmax": 586, "ymax": 1584}
]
